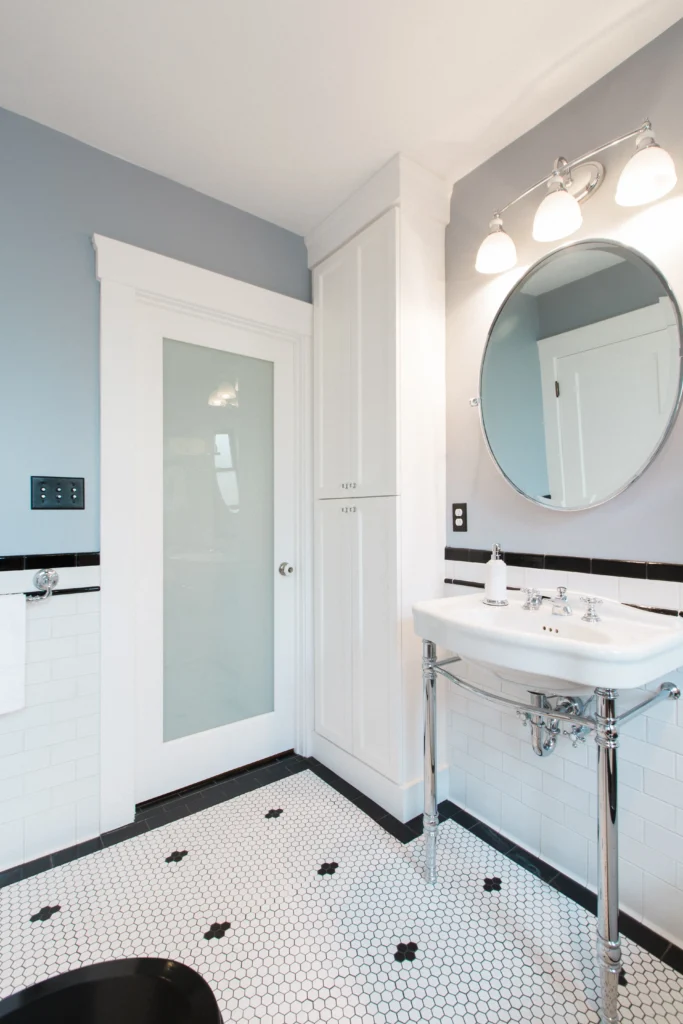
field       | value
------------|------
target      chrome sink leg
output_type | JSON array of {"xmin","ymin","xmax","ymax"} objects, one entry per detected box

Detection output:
[
  {"xmin": 422, "ymin": 639, "xmax": 438, "ymax": 884},
  {"xmin": 595, "ymin": 687, "xmax": 621, "ymax": 1024}
]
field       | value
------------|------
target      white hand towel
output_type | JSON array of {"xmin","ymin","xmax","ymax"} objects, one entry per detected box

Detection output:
[{"xmin": 0, "ymin": 593, "xmax": 26, "ymax": 715}]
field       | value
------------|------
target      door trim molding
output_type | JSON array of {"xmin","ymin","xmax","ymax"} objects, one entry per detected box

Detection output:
[{"xmin": 95, "ymin": 235, "xmax": 313, "ymax": 833}]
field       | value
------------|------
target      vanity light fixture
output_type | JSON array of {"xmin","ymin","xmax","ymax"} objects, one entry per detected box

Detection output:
[
  {"xmin": 476, "ymin": 119, "xmax": 677, "ymax": 273},
  {"xmin": 615, "ymin": 130, "xmax": 678, "ymax": 206},
  {"xmin": 474, "ymin": 215, "xmax": 517, "ymax": 274}
]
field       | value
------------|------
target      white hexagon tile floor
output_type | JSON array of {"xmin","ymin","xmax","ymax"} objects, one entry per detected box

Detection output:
[{"xmin": 1, "ymin": 769, "xmax": 682, "ymax": 1023}]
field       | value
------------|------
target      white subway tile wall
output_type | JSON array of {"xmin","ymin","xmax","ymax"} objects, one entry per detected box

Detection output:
[
  {"xmin": 0, "ymin": 592, "xmax": 100, "ymax": 870},
  {"xmin": 443, "ymin": 569, "xmax": 683, "ymax": 948}
]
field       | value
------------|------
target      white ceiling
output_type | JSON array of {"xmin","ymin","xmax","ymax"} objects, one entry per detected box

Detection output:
[{"xmin": 0, "ymin": 0, "xmax": 680, "ymax": 236}]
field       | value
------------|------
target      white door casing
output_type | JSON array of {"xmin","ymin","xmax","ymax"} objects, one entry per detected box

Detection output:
[{"xmin": 96, "ymin": 236, "xmax": 312, "ymax": 832}]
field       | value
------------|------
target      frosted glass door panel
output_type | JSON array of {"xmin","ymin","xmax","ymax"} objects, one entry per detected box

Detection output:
[{"xmin": 163, "ymin": 338, "xmax": 274, "ymax": 741}]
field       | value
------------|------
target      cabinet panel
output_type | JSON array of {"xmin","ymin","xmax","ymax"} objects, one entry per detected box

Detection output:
[
  {"xmin": 314, "ymin": 499, "xmax": 354, "ymax": 752},
  {"xmin": 314, "ymin": 497, "xmax": 400, "ymax": 781},
  {"xmin": 352, "ymin": 497, "xmax": 400, "ymax": 780},
  {"xmin": 353, "ymin": 211, "xmax": 398, "ymax": 498},
  {"xmin": 314, "ymin": 249, "xmax": 353, "ymax": 498},
  {"xmin": 313, "ymin": 209, "xmax": 398, "ymax": 499}
]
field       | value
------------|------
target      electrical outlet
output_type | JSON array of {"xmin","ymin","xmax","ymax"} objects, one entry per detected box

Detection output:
[
  {"xmin": 31, "ymin": 476, "xmax": 85, "ymax": 510},
  {"xmin": 452, "ymin": 502, "xmax": 468, "ymax": 532}
]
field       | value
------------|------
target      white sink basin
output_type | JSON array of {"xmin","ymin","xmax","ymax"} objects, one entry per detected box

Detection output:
[{"xmin": 413, "ymin": 592, "xmax": 683, "ymax": 691}]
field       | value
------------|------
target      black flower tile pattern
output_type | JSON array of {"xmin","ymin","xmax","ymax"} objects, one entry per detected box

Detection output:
[
  {"xmin": 1, "ymin": 771, "xmax": 682, "ymax": 1024},
  {"xmin": 620, "ymin": 968, "xmax": 628, "ymax": 986},
  {"xmin": 29, "ymin": 905, "xmax": 60, "ymax": 923},
  {"xmin": 264, "ymin": 809, "xmax": 283, "ymax": 819},
  {"xmin": 483, "ymin": 876, "xmax": 502, "ymax": 892},
  {"xmin": 165, "ymin": 850, "xmax": 188, "ymax": 863},
  {"xmin": 317, "ymin": 861, "xmax": 338, "ymax": 876},
  {"xmin": 203, "ymin": 921, "xmax": 231, "ymax": 940},
  {"xmin": 394, "ymin": 941, "xmax": 418, "ymax": 962}
]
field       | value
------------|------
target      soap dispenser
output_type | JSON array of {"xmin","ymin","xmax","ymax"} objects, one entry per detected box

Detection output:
[{"xmin": 483, "ymin": 543, "xmax": 508, "ymax": 606}]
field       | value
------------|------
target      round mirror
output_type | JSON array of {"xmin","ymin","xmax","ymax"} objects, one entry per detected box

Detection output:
[{"xmin": 480, "ymin": 239, "xmax": 683, "ymax": 510}]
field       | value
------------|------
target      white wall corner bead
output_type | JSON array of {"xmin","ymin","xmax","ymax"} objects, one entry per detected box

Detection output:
[{"xmin": 308, "ymin": 155, "xmax": 450, "ymax": 822}]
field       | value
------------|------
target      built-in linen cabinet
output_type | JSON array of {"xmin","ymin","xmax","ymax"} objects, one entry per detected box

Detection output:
[
  {"xmin": 307, "ymin": 154, "xmax": 450, "ymax": 821},
  {"xmin": 313, "ymin": 208, "xmax": 398, "ymax": 499},
  {"xmin": 314, "ymin": 497, "xmax": 400, "ymax": 779}
]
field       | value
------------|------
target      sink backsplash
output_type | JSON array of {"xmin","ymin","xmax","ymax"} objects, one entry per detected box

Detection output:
[
  {"xmin": 446, "ymin": 547, "xmax": 683, "ymax": 616},
  {"xmin": 443, "ymin": 547, "xmax": 683, "ymax": 947}
]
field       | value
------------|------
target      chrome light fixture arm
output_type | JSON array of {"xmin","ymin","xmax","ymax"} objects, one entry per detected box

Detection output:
[{"xmin": 495, "ymin": 120, "xmax": 652, "ymax": 218}]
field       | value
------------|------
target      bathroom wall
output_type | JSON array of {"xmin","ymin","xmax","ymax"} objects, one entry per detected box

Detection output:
[
  {"xmin": 446, "ymin": 17, "xmax": 683, "ymax": 562},
  {"xmin": 0, "ymin": 105, "xmax": 310, "ymax": 557},
  {"xmin": 444, "ymin": 17, "xmax": 683, "ymax": 945},
  {"xmin": 0, "ymin": 572, "xmax": 101, "ymax": 871}
]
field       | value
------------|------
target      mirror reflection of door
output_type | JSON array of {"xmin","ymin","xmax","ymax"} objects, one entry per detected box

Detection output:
[
  {"xmin": 538, "ymin": 297, "xmax": 678, "ymax": 507},
  {"xmin": 480, "ymin": 240, "xmax": 682, "ymax": 510}
]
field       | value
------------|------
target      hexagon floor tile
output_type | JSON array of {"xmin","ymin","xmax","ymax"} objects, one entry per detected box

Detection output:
[{"xmin": 1, "ymin": 770, "xmax": 682, "ymax": 1022}]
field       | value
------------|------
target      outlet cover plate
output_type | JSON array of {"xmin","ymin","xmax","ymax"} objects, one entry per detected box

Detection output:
[{"xmin": 452, "ymin": 502, "xmax": 468, "ymax": 532}]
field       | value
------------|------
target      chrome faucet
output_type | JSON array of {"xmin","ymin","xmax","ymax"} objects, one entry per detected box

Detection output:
[
  {"xmin": 551, "ymin": 586, "xmax": 572, "ymax": 616},
  {"xmin": 522, "ymin": 588, "xmax": 543, "ymax": 611}
]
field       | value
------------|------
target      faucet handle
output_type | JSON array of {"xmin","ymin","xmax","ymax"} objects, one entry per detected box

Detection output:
[
  {"xmin": 556, "ymin": 586, "xmax": 567, "ymax": 597},
  {"xmin": 522, "ymin": 587, "xmax": 541, "ymax": 610},
  {"xmin": 581, "ymin": 595, "xmax": 603, "ymax": 622}
]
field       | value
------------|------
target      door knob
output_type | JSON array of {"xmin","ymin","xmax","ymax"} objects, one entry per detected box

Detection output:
[{"xmin": 279, "ymin": 562, "xmax": 294, "ymax": 576}]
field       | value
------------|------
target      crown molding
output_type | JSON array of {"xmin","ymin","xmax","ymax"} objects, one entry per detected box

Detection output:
[{"xmin": 304, "ymin": 154, "xmax": 452, "ymax": 268}]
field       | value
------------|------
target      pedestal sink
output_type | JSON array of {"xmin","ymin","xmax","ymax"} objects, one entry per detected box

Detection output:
[{"xmin": 413, "ymin": 589, "xmax": 682, "ymax": 1024}]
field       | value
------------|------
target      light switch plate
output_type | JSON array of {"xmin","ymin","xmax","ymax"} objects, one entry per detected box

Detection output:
[{"xmin": 31, "ymin": 476, "xmax": 85, "ymax": 510}]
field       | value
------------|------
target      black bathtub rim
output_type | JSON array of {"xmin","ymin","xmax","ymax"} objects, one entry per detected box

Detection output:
[{"xmin": 0, "ymin": 957, "xmax": 221, "ymax": 1022}]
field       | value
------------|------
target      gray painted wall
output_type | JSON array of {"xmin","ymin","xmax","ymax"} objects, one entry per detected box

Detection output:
[
  {"xmin": 446, "ymin": 17, "xmax": 683, "ymax": 561},
  {"xmin": 0, "ymin": 107, "xmax": 310, "ymax": 556}
]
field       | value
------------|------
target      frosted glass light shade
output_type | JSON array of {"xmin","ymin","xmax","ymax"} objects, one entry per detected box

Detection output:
[
  {"xmin": 475, "ymin": 221, "xmax": 517, "ymax": 274},
  {"xmin": 532, "ymin": 186, "xmax": 582, "ymax": 242},
  {"xmin": 615, "ymin": 142, "xmax": 677, "ymax": 207}
]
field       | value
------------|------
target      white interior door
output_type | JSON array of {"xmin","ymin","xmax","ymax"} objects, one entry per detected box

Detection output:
[
  {"xmin": 134, "ymin": 304, "xmax": 297, "ymax": 802},
  {"xmin": 538, "ymin": 297, "xmax": 679, "ymax": 506}
]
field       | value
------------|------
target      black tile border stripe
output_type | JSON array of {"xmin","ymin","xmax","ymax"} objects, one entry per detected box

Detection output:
[
  {"xmin": 446, "ymin": 547, "xmax": 683, "ymax": 583},
  {"xmin": 0, "ymin": 752, "xmax": 680, "ymax": 975},
  {"xmin": 0, "ymin": 552, "xmax": 100, "ymax": 571}
]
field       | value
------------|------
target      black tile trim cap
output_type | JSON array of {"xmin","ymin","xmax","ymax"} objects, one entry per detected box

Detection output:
[{"xmin": 0, "ymin": 552, "xmax": 100, "ymax": 572}]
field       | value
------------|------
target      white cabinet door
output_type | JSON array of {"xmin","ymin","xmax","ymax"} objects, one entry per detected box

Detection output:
[
  {"xmin": 314, "ymin": 209, "xmax": 398, "ymax": 499},
  {"xmin": 314, "ymin": 247, "xmax": 354, "ymax": 500},
  {"xmin": 314, "ymin": 499, "xmax": 355, "ymax": 753},
  {"xmin": 314, "ymin": 497, "xmax": 400, "ymax": 781},
  {"xmin": 352, "ymin": 496, "xmax": 400, "ymax": 780}
]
